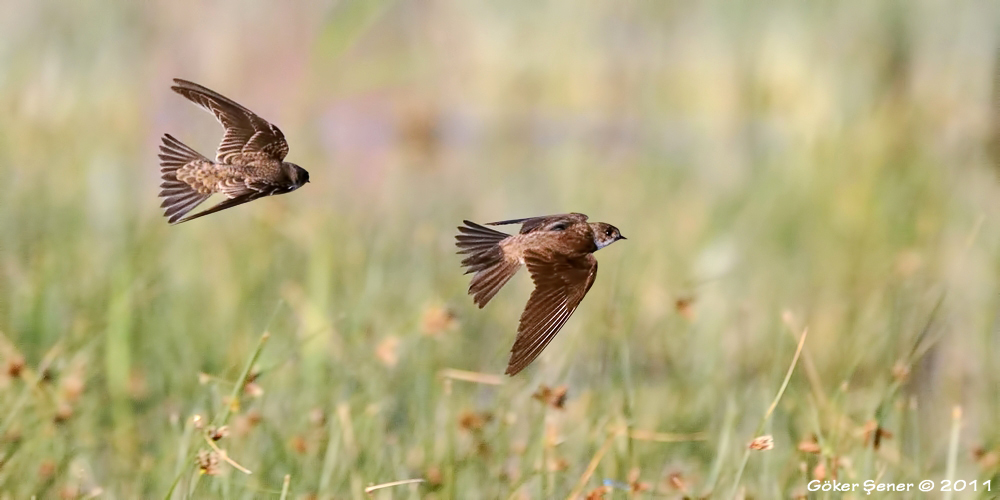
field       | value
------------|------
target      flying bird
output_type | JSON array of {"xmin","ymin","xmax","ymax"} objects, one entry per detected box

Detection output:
[
  {"xmin": 158, "ymin": 79, "xmax": 309, "ymax": 224},
  {"xmin": 456, "ymin": 213, "xmax": 626, "ymax": 375}
]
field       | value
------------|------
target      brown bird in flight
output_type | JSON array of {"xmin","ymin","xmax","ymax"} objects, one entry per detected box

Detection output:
[
  {"xmin": 158, "ymin": 79, "xmax": 309, "ymax": 224},
  {"xmin": 456, "ymin": 213, "xmax": 626, "ymax": 375}
]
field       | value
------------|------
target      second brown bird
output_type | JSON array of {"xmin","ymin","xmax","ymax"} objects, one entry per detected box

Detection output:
[{"xmin": 456, "ymin": 213, "xmax": 625, "ymax": 375}]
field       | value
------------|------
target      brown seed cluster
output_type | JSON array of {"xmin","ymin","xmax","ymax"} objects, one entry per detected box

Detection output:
[
  {"xmin": 6, "ymin": 356, "xmax": 24, "ymax": 378},
  {"xmin": 457, "ymin": 410, "xmax": 493, "ymax": 433},
  {"xmin": 861, "ymin": 420, "xmax": 892, "ymax": 449},
  {"xmin": 749, "ymin": 435, "xmax": 774, "ymax": 451},
  {"xmin": 797, "ymin": 435, "xmax": 821, "ymax": 454},
  {"xmin": 532, "ymin": 384, "xmax": 568, "ymax": 410},
  {"xmin": 425, "ymin": 466, "xmax": 443, "ymax": 487},
  {"xmin": 233, "ymin": 409, "xmax": 263, "ymax": 437},
  {"xmin": 308, "ymin": 408, "xmax": 326, "ymax": 427},
  {"xmin": 626, "ymin": 468, "xmax": 651, "ymax": 492},
  {"xmin": 421, "ymin": 306, "xmax": 457, "ymax": 337},
  {"xmin": 196, "ymin": 450, "xmax": 220, "ymax": 476},
  {"xmin": 375, "ymin": 336, "xmax": 401, "ymax": 367},
  {"xmin": 675, "ymin": 297, "xmax": 696, "ymax": 320},
  {"xmin": 891, "ymin": 361, "xmax": 910, "ymax": 382},
  {"xmin": 38, "ymin": 459, "xmax": 57, "ymax": 479},
  {"xmin": 53, "ymin": 403, "xmax": 74, "ymax": 424},
  {"xmin": 208, "ymin": 425, "xmax": 229, "ymax": 442},
  {"xmin": 974, "ymin": 446, "xmax": 1000, "ymax": 469},
  {"xmin": 585, "ymin": 485, "xmax": 611, "ymax": 499},
  {"xmin": 667, "ymin": 472, "xmax": 689, "ymax": 493},
  {"xmin": 289, "ymin": 435, "xmax": 308, "ymax": 455},
  {"xmin": 243, "ymin": 380, "xmax": 264, "ymax": 399}
]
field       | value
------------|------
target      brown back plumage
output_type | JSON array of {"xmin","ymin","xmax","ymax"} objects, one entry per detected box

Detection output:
[{"xmin": 488, "ymin": 213, "xmax": 589, "ymax": 234}]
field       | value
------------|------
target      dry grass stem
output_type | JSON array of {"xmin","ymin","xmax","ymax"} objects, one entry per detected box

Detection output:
[
  {"xmin": 627, "ymin": 430, "xmax": 708, "ymax": 443},
  {"xmin": 438, "ymin": 368, "xmax": 505, "ymax": 386},
  {"xmin": 364, "ymin": 478, "xmax": 425, "ymax": 494},
  {"xmin": 566, "ymin": 432, "xmax": 617, "ymax": 499}
]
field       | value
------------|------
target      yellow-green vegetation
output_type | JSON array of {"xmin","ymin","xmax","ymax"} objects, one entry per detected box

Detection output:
[{"xmin": 2, "ymin": 1, "xmax": 1000, "ymax": 498}]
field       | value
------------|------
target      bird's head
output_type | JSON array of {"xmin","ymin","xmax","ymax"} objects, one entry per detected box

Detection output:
[
  {"xmin": 591, "ymin": 222, "xmax": 626, "ymax": 249},
  {"xmin": 284, "ymin": 162, "xmax": 310, "ymax": 189}
]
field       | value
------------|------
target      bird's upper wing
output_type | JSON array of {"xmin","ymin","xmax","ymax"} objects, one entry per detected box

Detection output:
[
  {"xmin": 487, "ymin": 213, "xmax": 589, "ymax": 234},
  {"xmin": 505, "ymin": 250, "xmax": 598, "ymax": 375},
  {"xmin": 171, "ymin": 79, "xmax": 289, "ymax": 164}
]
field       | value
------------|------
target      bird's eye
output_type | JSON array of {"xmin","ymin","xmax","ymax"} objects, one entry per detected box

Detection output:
[{"xmin": 605, "ymin": 228, "xmax": 614, "ymax": 237}]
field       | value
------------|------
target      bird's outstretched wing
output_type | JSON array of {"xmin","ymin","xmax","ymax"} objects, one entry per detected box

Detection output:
[
  {"xmin": 505, "ymin": 251, "xmax": 598, "ymax": 375},
  {"xmin": 487, "ymin": 213, "xmax": 589, "ymax": 234},
  {"xmin": 171, "ymin": 79, "xmax": 289, "ymax": 164}
]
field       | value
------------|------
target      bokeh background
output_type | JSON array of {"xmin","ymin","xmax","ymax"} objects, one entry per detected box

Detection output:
[{"xmin": 2, "ymin": 1, "xmax": 1000, "ymax": 498}]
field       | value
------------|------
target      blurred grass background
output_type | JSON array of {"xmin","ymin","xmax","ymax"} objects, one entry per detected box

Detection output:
[{"xmin": 1, "ymin": 0, "xmax": 1000, "ymax": 498}]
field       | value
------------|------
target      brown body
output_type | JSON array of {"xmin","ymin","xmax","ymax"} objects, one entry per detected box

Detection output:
[
  {"xmin": 456, "ymin": 213, "xmax": 625, "ymax": 375},
  {"xmin": 158, "ymin": 79, "xmax": 309, "ymax": 224}
]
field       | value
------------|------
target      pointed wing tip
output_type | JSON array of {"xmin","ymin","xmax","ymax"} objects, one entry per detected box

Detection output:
[
  {"xmin": 504, "ymin": 360, "xmax": 527, "ymax": 376},
  {"xmin": 170, "ymin": 79, "xmax": 214, "ymax": 98},
  {"xmin": 172, "ymin": 212, "xmax": 202, "ymax": 224}
]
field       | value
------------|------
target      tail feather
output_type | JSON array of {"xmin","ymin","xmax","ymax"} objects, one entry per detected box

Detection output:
[
  {"xmin": 456, "ymin": 221, "xmax": 520, "ymax": 308},
  {"xmin": 469, "ymin": 260, "xmax": 519, "ymax": 307},
  {"xmin": 456, "ymin": 220, "xmax": 507, "ymax": 248},
  {"xmin": 158, "ymin": 134, "xmax": 211, "ymax": 224}
]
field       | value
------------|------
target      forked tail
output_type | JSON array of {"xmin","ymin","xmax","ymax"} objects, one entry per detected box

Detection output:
[
  {"xmin": 158, "ymin": 134, "xmax": 210, "ymax": 224},
  {"xmin": 456, "ymin": 220, "xmax": 520, "ymax": 307}
]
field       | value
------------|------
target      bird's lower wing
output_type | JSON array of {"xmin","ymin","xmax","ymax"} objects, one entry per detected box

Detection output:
[
  {"xmin": 173, "ymin": 193, "xmax": 262, "ymax": 224},
  {"xmin": 505, "ymin": 252, "xmax": 598, "ymax": 375},
  {"xmin": 174, "ymin": 181, "xmax": 282, "ymax": 224}
]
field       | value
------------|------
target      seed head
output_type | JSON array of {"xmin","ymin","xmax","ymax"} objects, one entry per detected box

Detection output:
[
  {"xmin": 196, "ymin": 450, "xmax": 220, "ymax": 476},
  {"xmin": 457, "ymin": 410, "xmax": 493, "ymax": 433},
  {"xmin": 532, "ymin": 384, "xmax": 568, "ymax": 410},
  {"xmin": 421, "ymin": 306, "xmax": 457, "ymax": 337},
  {"xmin": 6, "ymin": 357, "xmax": 24, "ymax": 378},
  {"xmin": 749, "ymin": 435, "xmax": 774, "ymax": 451},
  {"xmin": 797, "ymin": 436, "xmax": 821, "ymax": 454},
  {"xmin": 208, "ymin": 426, "xmax": 229, "ymax": 442}
]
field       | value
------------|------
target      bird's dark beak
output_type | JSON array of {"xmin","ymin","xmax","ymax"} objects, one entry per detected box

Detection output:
[{"xmin": 618, "ymin": 235, "xmax": 627, "ymax": 241}]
